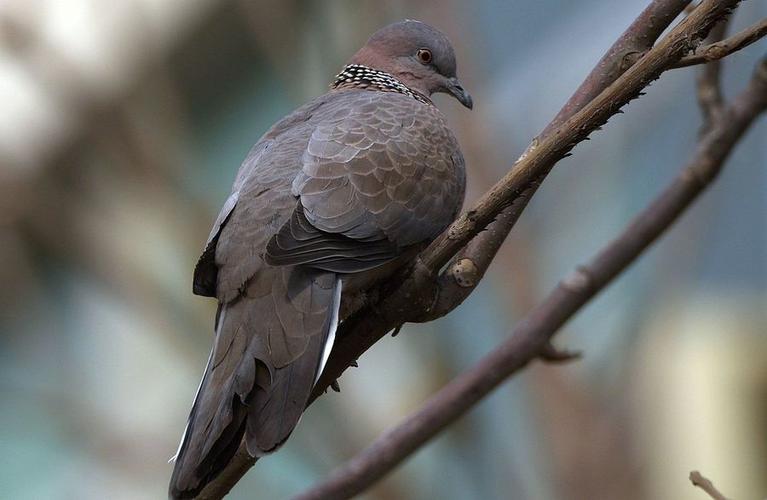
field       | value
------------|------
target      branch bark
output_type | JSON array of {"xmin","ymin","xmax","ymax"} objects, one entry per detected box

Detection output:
[
  {"xmin": 294, "ymin": 55, "xmax": 767, "ymax": 500},
  {"xmin": 196, "ymin": 1, "xmax": 764, "ymax": 497}
]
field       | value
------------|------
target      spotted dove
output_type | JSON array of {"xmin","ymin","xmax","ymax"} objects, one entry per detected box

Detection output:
[{"xmin": 169, "ymin": 20, "xmax": 472, "ymax": 498}]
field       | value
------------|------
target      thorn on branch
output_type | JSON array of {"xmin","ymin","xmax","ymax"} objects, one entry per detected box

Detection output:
[
  {"xmin": 350, "ymin": 360, "xmax": 359, "ymax": 368},
  {"xmin": 330, "ymin": 380, "xmax": 341, "ymax": 392},
  {"xmin": 391, "ymin": 324, "xmax": 403, "ymax": 337},
  {"xmin": 539, "ymin": 342, "xmax": 582, "ymax": 363}
]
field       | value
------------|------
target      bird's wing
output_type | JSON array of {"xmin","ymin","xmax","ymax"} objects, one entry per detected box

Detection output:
[
  {"xmin": 265, "ymin": 201, "xmax": 400, "ymax": 273},
  {"xmin": 172, "ymin": 92, "xmax": 466, "ymax": 498},
  {"xmin": 265, "ymin": 91, "xmax": 465, "ymax": 272},
  {"xmin": 192, "ymin": 190, "xmax": 238, "ymax": 297},
  {"xmin": 173, "ymin": 99, "xmax": 343, "ymax": 498},
  {"xmin": 170, "ymin": 268, "xmax": 340, "ymax": 498},
  {"xmin": 192, "ymin": 94, "xmax": 329, "ymax": 299}
]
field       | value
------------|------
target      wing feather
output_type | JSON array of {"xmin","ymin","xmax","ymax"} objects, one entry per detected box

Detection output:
[{"xmin": 266, "ymin": 92, "xmax": 465, "ymax": 272}]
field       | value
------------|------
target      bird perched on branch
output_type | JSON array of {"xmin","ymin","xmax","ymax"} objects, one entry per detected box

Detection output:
[{"xmin": 169, "ymin": 19, "xmax": 472, "ymax": 498}]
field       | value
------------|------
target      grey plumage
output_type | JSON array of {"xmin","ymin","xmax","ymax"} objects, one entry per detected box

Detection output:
[{"xmin": 170, "ymin": 19, "xmax": 470, "ymax": 499}]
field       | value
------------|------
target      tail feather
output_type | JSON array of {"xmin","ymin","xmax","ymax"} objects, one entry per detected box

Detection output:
[{"xmin": 169, "ymin": 269, "xmax": 340, "ymax": 499}]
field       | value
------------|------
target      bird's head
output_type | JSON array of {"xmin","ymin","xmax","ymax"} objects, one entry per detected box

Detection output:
[{"xmin": 347, "ymin": 20, "xmax": 473, "ymax": 109}]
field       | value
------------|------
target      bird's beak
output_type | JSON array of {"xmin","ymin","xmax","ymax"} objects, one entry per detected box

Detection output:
[{"xmin": 446, "ymin": 77, "xmax": 473, "ymax": 109}]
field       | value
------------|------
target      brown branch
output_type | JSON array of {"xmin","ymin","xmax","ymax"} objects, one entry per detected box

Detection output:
[
  {"xmin": 294, "ymin": 56, "xmax": 767, "ymax": 500},
  {"xmin": 312, "ymin": 0, "xmax": 741, "ymax": 402},
  {"xmin": 697, "ymin": 18, "xmax": 729, "ymax": 129},
  {"xmin": 416, "ymin": 0, "xmax": 731, "ymax": 277},
  {"xmin": 197, "ymin": 1, "xmax": 745, "ymax": 497},
  {"xmin": 428, "ymin": 9, "xmax": 766, "ymax": 322},
  {"xmin": 422, "ymin": 0, "xmax": 694, "ymax": 320},
  {"xmin": 676, "ymin": 18, "xmax": 767, "ymax": 68},
  {"xmin": 545, "ymin": 0, "xmax": 694, "ymax": 136},
  {"xmin": 689, "ymin": 470, "xmax": 732, "ymax": 500}
]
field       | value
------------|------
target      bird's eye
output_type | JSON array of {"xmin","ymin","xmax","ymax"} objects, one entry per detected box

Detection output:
[{"xmin": 416, "ymin": 48, "xmax": 432, "ymax": 64}]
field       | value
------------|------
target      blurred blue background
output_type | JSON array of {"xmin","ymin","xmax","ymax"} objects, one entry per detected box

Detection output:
[{"xmin": 1, "ymin": 1, "xmax": 765, "ymax": 499}]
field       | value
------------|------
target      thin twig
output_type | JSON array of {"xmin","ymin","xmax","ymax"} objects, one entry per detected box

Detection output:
[
  {"xmin": 676, "ymin": 18, "xmax": 767, "ymax": 68},
  {"xmin": 294, "ymin": 57, "xmax": 767, "ymax": 500},
  {"xmin": 697, "ymin": 18, "xmax": 729, "ymax": 129},
  {"xmin": 690, "ymin": 470, "xmax": 732, "ymax": 500}
]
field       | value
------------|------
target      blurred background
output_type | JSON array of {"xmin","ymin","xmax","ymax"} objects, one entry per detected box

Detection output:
[{"xmin": 1, "ymin": 1, "xmax": 766, "ymax": 499}]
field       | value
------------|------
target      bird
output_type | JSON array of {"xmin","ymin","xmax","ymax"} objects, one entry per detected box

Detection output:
[{"xmin": 169, "ymin": 19, "xmax": 472, "ymax": 499}]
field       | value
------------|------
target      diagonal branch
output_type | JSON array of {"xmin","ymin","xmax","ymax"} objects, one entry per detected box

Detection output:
[
  {"xmin": 544, "ymin": 0, "xmax": 693, "ymax": 136},
  {"xmin": 294, "ymin": 56, "xmax": 767, "ymax": 500},
  {"xmin": 426, "ymin": 11, "xmax": 767, "ymax": 323},
  {"xmin": 414, "ymin": 0, "xmax": 738, "ymax": 276},
  {"xmin": 421, "ymin": 0, "xmax": 694, "ymax": 321}
]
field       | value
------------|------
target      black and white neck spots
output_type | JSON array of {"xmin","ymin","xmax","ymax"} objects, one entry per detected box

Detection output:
[{"xmin": 331, "ymin": 64, "xmax": 432, "ymax": 105}]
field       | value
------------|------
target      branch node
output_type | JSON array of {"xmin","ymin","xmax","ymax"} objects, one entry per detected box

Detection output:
[
  {"xmin": 675, "ymin": 19, "xmax": 767, "ymax": 68},
  {"xmin": 539, "ymin": 342, "xmax": 582, "ymax": 363},
  {"xmin": 447, "ymin": 258, "xmax": 479, "ymax": 288},
  {"xmin": 621, "ymin": 50, "xmax": 645, "ymax": 70},
  {"xmin": 702, "ymin": 43, "xmax": 728, "ymax": 61},
  {"xmin": 448, "ymin": 211, "xmax": 477, "ymax": 240},
  {"xmin": 518, "ymin": 137, "xmax": 539, "ymax": 162},
  {"xmin": 561, "ymin": 265, "xmax": 592, "ymax": 294}
]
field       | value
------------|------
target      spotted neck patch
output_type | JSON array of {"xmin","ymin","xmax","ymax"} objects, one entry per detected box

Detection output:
[{"xmin": 331, "ymin": 64, "xmax": 432, "ymax": 105}]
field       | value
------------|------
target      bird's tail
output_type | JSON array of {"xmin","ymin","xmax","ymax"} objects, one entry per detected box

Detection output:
[{"xmin": 169, "ymin": 268, "xmax": 341, "ymax": 499}]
